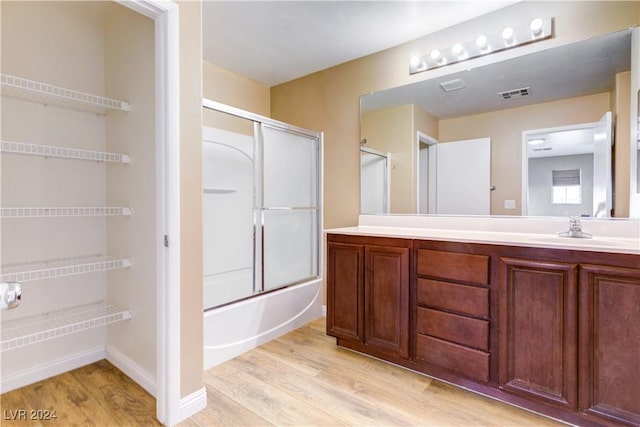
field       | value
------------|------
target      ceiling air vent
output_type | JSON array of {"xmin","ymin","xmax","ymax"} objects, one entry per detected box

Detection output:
[
  {"xmin": 439, "ymin": 78, "xmax": 465, "ymax": 92},
  {"xmin": 499, "ymin": 86, "xmax": 530, "ymax": 100}
]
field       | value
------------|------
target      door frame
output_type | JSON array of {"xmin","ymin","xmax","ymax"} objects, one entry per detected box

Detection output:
[
  {"xmin": 416, "ymin": 131, "xmax": 438, "ymax": 214},
  {"xmin": 117, "ymin": 1, "xmax": 181, "ymax": 425}
]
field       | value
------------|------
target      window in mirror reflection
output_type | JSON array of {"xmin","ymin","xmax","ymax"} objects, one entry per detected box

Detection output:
[{"xmin": 552, "ymin": 169, "xmax": 582, "ymax": 205}]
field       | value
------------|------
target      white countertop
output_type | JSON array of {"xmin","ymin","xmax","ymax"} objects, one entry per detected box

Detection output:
[{"xmin": 325, "ymin": 215, "xmax": 640, "ymax": 255}]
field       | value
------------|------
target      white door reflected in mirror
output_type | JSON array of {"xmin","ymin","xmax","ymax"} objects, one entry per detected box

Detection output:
[{"xmin": 435, "ymin": 138, "xmax": 491, "ymax": 215}]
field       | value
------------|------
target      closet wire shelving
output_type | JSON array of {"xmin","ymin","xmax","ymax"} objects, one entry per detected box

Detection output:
[
  {"xmin": 1, "ymin": 140, "xmax": 131, "ymax": 164},
  {"xmin": 0, "ymin": 73, "xmax": 130, "ymax": 113},
  {"xmin": 1, "ymin": 73, "xmax": 134, "ymax": 351},
  {"xmin": 0, "ymin": 254, "xmax": 132, "ymax": 283},
  {"xmin": 1, "ymin": 207, "xmax": 132, "ymax": 218},
  {"xmin": 1, "ymin": 302, "xmax": 132, "ymax": 352}
]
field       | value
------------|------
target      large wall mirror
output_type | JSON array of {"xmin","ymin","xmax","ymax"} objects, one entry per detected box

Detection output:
[{"xmin": 360, "ymin": 28, "xmax": 636, "ymax": 217}]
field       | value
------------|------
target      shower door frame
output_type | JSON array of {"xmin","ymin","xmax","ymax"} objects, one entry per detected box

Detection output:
[
  {"xmin": 360, "ymin": 146, "xmax": 390, "ymax": 214},
  {"xmin": 202, "ymin": 98, "xmax": 323, "ymax": 303}
]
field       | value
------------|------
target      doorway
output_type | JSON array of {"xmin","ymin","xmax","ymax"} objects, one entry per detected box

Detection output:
[{"xmin": 522, "ymin": 112, "xmax": 613, "ymax": 217}]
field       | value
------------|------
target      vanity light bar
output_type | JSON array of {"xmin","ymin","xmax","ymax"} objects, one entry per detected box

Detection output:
[{"xmin": 409, "ymin": 17, "xmax": 553, "ymax": 75}]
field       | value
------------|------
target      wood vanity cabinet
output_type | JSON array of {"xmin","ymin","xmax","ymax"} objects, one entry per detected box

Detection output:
[
  {"xmin": 498, "ymin": 257, "xmax": 579, "ymax": 409},
  {"xmin": 499, "ymin": 254, "xmax": 640, "ymax": 425},
  {"xmin": 579, "ymin": 264, "xmax": 640, "ymax": 426},
  {"xmin": 414, "ymin": 247, "xmax": 491, "ymax": 382},
  {"xmin": 326, "ymin": 234, "xmax": 410, "ymax": 359},
  {"xmin": 326, "ymin": 232, "xmax": 640, "ymax": 426}
]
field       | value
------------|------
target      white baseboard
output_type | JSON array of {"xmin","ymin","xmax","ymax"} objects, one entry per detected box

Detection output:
[
  {"xmin": 106, "ymin": 346, "xmax": 156, "ymax": 397},
  {"xmin": 0, "ymin": 347, "xmax": 105, "ymax": 393},
  {"xmin": 322, "ymin": 304, "xmax": 327, "ymax": 317},
  {"xmin": 179, "ymin": 386, "xmax": 207, "ymax": 423}
]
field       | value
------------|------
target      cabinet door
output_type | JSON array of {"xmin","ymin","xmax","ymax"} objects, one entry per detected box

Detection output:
[
  {"xmin": 364, "ymin": 245, "xmax": 410, "ymax": 359},
  {"xmin": 579, "ymin": 264, "xmax": 640, "ymax": 425},
  {"xmin": 499, "ymin": 257, "xmax": 578, "ymax": 409},
  {"xmin": 326, "ymin": 242, "xmax": 364, "ymax": 341}
]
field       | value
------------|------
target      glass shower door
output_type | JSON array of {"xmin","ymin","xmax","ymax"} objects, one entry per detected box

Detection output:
[{"xmin": 260, "ymin": 124, "xmax": 320, "ymax": 292}]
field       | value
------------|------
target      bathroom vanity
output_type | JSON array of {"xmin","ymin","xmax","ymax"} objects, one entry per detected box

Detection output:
[{"xmin": 326, "ymin": 216, "xmax": 640, "ymax": 426}]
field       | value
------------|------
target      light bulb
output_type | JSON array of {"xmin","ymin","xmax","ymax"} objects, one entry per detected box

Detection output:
[
  {"xmin": 530, "ymin": 18, "xmax": 543, "ymax": 36},
  {"xmin": 528, "ymin": 138, "xmax": 545, "ymax": 146},
  {"xmin": 410, "ymin": 55, "xmax": 421, "ymax": 67},
  {"xmin": 501, "ymin": 26, "xmax": 514, "ymax": 43},
  {"xmin": 452, "ymin": 43, "xmax": 463, "ymax": 55},
  {"xmin": 430, "ymin": 49, "xmax": 441, "ymax": 60},
  {"xmin": 476, "ymin": 35, "xmax": 487, "ymax": 48}
]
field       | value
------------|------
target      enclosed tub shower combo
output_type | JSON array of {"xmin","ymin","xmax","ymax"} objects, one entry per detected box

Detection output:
[{"xmin": 202, "ymin": 100, "xmax": 323, "ymax": 369}]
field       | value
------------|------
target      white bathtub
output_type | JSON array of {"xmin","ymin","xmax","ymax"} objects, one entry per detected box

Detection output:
[{"xmin": 203, "ymin": 278, "xmax": 323, "ymax": 370}]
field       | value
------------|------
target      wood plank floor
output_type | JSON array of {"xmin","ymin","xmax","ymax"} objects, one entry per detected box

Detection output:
[
  {"xmin": 185, "ymin": 318, "xmax": 564, "ymax": 427},
  {"xmin": 0, "ymin": 359, "xmax": 160, "ymax": 426},
  {"xmin": 0, "ymin": 318, "xmax": 565, "ymax": 426}
]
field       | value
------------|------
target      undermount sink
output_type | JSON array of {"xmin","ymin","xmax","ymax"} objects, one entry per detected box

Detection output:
[{"xmin": 528, "ymin": 236, "xmax": 636, "ymax": 249}]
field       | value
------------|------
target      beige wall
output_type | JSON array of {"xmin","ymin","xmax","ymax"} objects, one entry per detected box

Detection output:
[
  {"xmin": 414, "ymin": 106, "xmax": 439, "ymax": 140},
  {"xmin": 439, "ymin": 92, "xmax": 611, "ymax": 215},
  {"xmin": 613, "ymin": 71, "xmax": 631, "ymax": 217},
  {"xmin": 202, "ymin": 60, "xmax": 270, "ymax": 135},
  {"xmin": 361, "ymin": 105, "xmax": 414, "ymax": 213},
  {"xmin": 271, "ymin": 1, "xmax": 640, "ymax": 228},
  {"xmin": 361, "ymin": 104, "xmax": 439, "ymax": 213},
  {"xmin": 203, "ymin": 60, "xmax": 270, "ymax": 116},
  {"xmin": 178, "ymin": 0, "xmax": 204, "ymax": 399},
  {"xmin": 105, "ymin": 2, "xmax": 157, "ymax": 384}
]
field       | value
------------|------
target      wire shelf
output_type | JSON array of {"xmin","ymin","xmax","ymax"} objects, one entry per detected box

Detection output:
[
  {"xmin": 0, "ymin": 302, "xmax": 132, "ymax": 352},
  {"xmin": 0, "ymin": 254, "xmax": 132, "ymax": 283},
  {"xmin": 0, "ymin": 207, "xmax": 132, "ymax": 218},
  {"xmin": 1, "ymin": 140, "xmax": 131, "ymax": 163},
  {"xmin": 0, "ymin": 73, "xmax": 130, "ymax": 113}
]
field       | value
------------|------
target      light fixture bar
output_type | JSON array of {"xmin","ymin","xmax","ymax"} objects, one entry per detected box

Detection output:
[{"xmin": 410, "ymin": 17, "xmax": 553, "ymax": 75}]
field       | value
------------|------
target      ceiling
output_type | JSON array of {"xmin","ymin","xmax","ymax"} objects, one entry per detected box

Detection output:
[
  {"xmin": 202, "ymin": 1, "xmax": 516, "ymax": 87},
  {"xmin": 361, "ymin": 29, "xmax": 632, "ymax": 119}
]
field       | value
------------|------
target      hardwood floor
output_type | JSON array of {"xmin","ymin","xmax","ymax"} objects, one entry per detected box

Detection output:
[
  {"xmin": 185, "ymin": 318, "xmax": 563, "ymax": 427},
  {"xmin": 0, "ymin": 318, "xmax": 564, "ymax": 426},
  {"xmin": 0, "ymin": 359, "xmax": 160, "ymax": 427}
]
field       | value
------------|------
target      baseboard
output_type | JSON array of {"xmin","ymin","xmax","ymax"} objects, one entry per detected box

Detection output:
[
  {"xmin": 106, "ymin": 346, "xmax": 156, "ymax": 397},
  {"xmin": 179, "ymin": 386, "xmax": 207, "ymax": 422},
  {"xmin": 0, "ymin": 347, "xmax": 105, "ymax": 393},
  {"xmin": 322, "ymin": 304, "xmax": 327, "ymax": 317}
]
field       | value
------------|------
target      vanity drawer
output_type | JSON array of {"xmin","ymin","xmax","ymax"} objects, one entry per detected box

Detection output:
[
  {"xmin": 417, "ymin": 249, "xmax": 490, "ymax": 286},
  {"xmin": 416, "ymin": 278, "xmax": 489, "ymax": 318},
  {"xmin": 416, "ymin": 307, "xmax": 489, "ymax": 351},
  {"xmin": 416, "ymin": 334, "xmax": 490, "ymax": 382}
]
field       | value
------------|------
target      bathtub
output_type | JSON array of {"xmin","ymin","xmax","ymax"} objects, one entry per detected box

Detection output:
[{"xmin": 203, "ymin": 278, "xmax": 323, "ymax": 370}]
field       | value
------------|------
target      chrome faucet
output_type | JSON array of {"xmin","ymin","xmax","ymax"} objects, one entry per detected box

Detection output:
[{"xmin": 558, "ymin": 217, "xmax": 592, "ymax": 238}]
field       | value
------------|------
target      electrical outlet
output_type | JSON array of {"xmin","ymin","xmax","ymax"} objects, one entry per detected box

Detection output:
[{"xmin": 504, "ymin": 200, "xmax": 516, "ymax": 210}]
